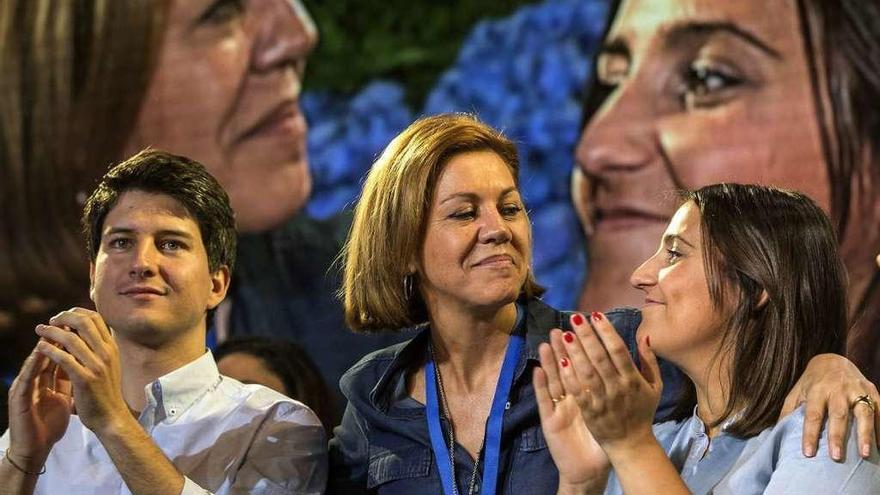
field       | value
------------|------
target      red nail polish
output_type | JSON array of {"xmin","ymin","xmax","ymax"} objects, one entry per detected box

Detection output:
[
  {"xmin": 560, "ymin": 357, "xmax": 570, "ymax": 368},
  {"xmin": 563, "ymin": 332, "xmax": 575, "ymax": 343},
  {"xmin": 571, "ymin": 313, "xmax": 584, "ymax": 326},
  {"xmin": 591, "ymin": 311, "xmax": 602, "ymax": 321},
  {"xmin": 646, "ymin": 335, "xmax": 651, "ymax": 347}
]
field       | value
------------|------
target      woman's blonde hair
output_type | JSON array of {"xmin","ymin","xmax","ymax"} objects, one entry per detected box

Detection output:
[{"xmin": 342, "ymin": 113, "xmax": 544, "ymax": 332}]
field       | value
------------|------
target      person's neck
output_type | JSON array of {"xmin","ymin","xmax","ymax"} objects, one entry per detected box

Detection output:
[
  {"xmin": 428, "ymin": 301, "xmax": 519, "ymax": 393},
  {"xmin": 116, "ymin": 328, "xmax": 207, "ymax": 413},
  {"xmin": 681, "ymin": 352, "xmax": 733, "ymax": 438}
]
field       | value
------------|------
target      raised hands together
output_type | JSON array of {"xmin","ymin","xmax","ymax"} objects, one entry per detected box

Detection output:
[{"xmin": 534, "ymin": 312, "xmax": 667, "ymax": 494}]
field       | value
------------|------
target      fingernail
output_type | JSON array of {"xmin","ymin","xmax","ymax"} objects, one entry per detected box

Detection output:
[
  {"xmin": 563, "ymin": 332, "xmax": 575, "ymax": 344},
  {"xmin": 862, "ymin": 445, "xmax": 871, "ymax": 458},
  {"xmin": 832, "ymin": 446, "xmax": 842, "ymax": 460},
  {"xmin": 591, "ymin": 311, "xmax": 602, "ymax": 321},
  {"xmin": 804, "ymin": 445, "xmax": 815, "ymax": 457},
  {"xmin": 571, "ymin": 313, "xmax": 584, "ymax": 326},
  {"xmin": 560, "ymin": 357, "xmax": 570, "ymax": 368}
]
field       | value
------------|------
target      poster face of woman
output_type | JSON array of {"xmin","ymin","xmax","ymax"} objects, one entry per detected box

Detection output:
[
  {"xmin": 574, "ymin": 0, "xmax": 880, "ymax": 380},
  {"xmin": 575, "ymin": 0, "xmax": 828, "ymax": 310}
]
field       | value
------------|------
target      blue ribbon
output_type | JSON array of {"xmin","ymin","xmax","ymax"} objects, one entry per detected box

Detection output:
[{"xmin": 425, "ymin": 333, "xmax": 524, "ymax": 495}]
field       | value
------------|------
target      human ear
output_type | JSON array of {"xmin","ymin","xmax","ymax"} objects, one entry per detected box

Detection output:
[
  {"xmin": 206, "ymin": 265, "xmax": 231, "ymax": 310},
  {"xmin": 89, "ymin": 262, "xmax": 97, "ymax": 302}
]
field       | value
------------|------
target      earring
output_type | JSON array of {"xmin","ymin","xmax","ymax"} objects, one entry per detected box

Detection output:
[{"xmin": 403, "ymin": 273, "xmax": 414, "ymax": 302}]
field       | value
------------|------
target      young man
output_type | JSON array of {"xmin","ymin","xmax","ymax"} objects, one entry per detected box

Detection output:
[{"xmin": 0, "ymin": 150, "xmax": 326, "ymax": 494}]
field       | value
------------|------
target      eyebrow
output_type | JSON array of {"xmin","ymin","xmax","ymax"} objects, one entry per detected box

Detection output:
[
  {"xmin": 438, "ymin": 187, "xmax": 519, "ymax": 205},
  {"xmin": 104, "ymin": 227, "xmax": 195, "ymax": 240},
  {"xmin": 663, "ymin": 233, "xmax": 696, "ymax": 249},
  {"xmin": 664, "ymin": 21, "xmax": 783, "ymax": 60}
]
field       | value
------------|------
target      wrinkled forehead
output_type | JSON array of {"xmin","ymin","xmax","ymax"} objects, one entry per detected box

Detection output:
[{"xmin": 607, "ymin": 0, "xmax": 801, "ymax": 57}]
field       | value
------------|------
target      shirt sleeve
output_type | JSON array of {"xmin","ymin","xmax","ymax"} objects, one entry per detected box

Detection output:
[
  {"xmin": 327, "ymin": 401, "xmax": 370, "ymax": 494},
  {"xmin": 227, "ymin": 402, "xmax": 328, "ymax": 494}
]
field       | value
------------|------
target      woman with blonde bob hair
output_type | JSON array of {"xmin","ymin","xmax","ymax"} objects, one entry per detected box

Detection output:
[
  {"xmin": 341, "ymin": 113, "xmax": 543, "ymax": 332},
  {"xmin": 328, "ymin": 115, "xmax": 874, "ymax": 495}
]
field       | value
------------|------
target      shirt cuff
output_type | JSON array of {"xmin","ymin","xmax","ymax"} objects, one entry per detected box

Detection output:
[{"xmin": 180, "ymin": 476, "xmax": 212, "ymax": 495}]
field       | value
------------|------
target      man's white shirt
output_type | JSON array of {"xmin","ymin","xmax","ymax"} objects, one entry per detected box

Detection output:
[{"xmin": 1, "ymin": 351, "xmax": 327, "ymax": 494}]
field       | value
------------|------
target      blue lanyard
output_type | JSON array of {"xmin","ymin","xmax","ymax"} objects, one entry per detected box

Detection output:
[{"xmin": 425, "ymin": 333, "xmax": 524, "ymax": 495}]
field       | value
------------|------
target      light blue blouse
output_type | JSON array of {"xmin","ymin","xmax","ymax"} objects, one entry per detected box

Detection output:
[{"xmin": 604, "ymin": 405, "xmax": 880, "ymax": 494}]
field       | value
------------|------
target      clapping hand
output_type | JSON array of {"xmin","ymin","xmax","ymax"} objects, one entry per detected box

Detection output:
[{"xmin": 534, "ymin": 320, "xmax": 609, "ymax": 493}]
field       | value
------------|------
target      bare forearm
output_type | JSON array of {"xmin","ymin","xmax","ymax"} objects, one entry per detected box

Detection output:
[
  {"xmin": 96, "ymin": 418, "xmax": 186, "ymax": 495},
  {"xmin": 0, "ymin": 451, "xmax": 45, "ymax": 495},
  {"xmin": 606, "ymin": 440, "xmax": 691, "ymax": 495},
  {"xmin": 556, "ymin": 475, "xmax": 609, "ymax": 495}
]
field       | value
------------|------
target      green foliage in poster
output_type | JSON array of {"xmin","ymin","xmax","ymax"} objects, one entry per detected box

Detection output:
[{"xmin": 304, "ymin": 1, "xmax": 535, "ymax": 106}]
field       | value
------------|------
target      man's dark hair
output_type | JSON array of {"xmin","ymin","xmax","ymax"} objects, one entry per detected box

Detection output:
[{"xmin": 82, "ymin": 149, "xmax": 237, "ymax": 273}]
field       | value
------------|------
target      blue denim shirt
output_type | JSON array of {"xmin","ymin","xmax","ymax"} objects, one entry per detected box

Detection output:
[{"xmin": 327, "ymin": 299, "xmax": 683, "ymax": 494}]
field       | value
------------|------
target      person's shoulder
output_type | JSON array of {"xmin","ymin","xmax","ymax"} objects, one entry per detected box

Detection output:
[
  {"xmin": 216, "ymin": 375, "xmax": 323, "ymax": 427},
  {"xmin": 339, "ymin": 338, "xmax": 417, "ymax": 397},
  {"xmin": 531, "ymin": 296, "xmax": 640, "ymax": 332},
  {"xmin": 759, "ymin": 404, "xmax": 862, "ymax": 463},
  {"xmin": 724, "ymin": 405, "xmax": 880, "ymax": 493},
  {"xmin": 602, "ymin": 307, "xmax": 642, "ymax": 334}
]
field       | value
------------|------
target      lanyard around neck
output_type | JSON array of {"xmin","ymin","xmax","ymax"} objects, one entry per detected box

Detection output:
[{"xmin": 425, "ymin": 333, "xmax": 524, "ymax": 495}]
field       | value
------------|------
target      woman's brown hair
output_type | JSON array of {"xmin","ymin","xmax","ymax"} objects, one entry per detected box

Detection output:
[
  {"xmin": 0, "ymin": 0, "xmax": 169, "ymax": 351},
  {"xmin": 341, "ymin": 113, "xmax": 544, "ymax": 332},
  {"xmin": 669, "ymin": 183, "xmax": 848, "ymax": 438}
]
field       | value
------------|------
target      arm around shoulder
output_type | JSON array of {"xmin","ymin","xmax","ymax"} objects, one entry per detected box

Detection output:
[{"xmin": 764, "ymin": 408, "xmax": 880, "ymax": 494}]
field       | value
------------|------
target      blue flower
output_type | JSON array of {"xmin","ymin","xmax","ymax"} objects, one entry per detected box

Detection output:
[{"xmin": 303, "ymin": 80, "xmax": 413, "ymax": 218}]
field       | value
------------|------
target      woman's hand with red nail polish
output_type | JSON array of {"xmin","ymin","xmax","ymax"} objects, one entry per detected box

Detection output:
[
  {"xmin": 568, "ymin": 311, "xmax": 664, "ymax": 459},
  {"xmin": 534, "ymin": 333, "xmax": 610, "ymax": 492}
]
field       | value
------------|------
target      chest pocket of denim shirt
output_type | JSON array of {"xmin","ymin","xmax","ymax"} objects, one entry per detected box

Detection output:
[
  {"xmin": 505, "ymin": 425, "xmax": 559, "ymax": 492},
  {"xmin": 367, "ymin": 440, "xmax": 432, "ymax": 492},
  {"xmin": 502, "ymin": 387, "xmax": 560, "ymax": 493}
]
